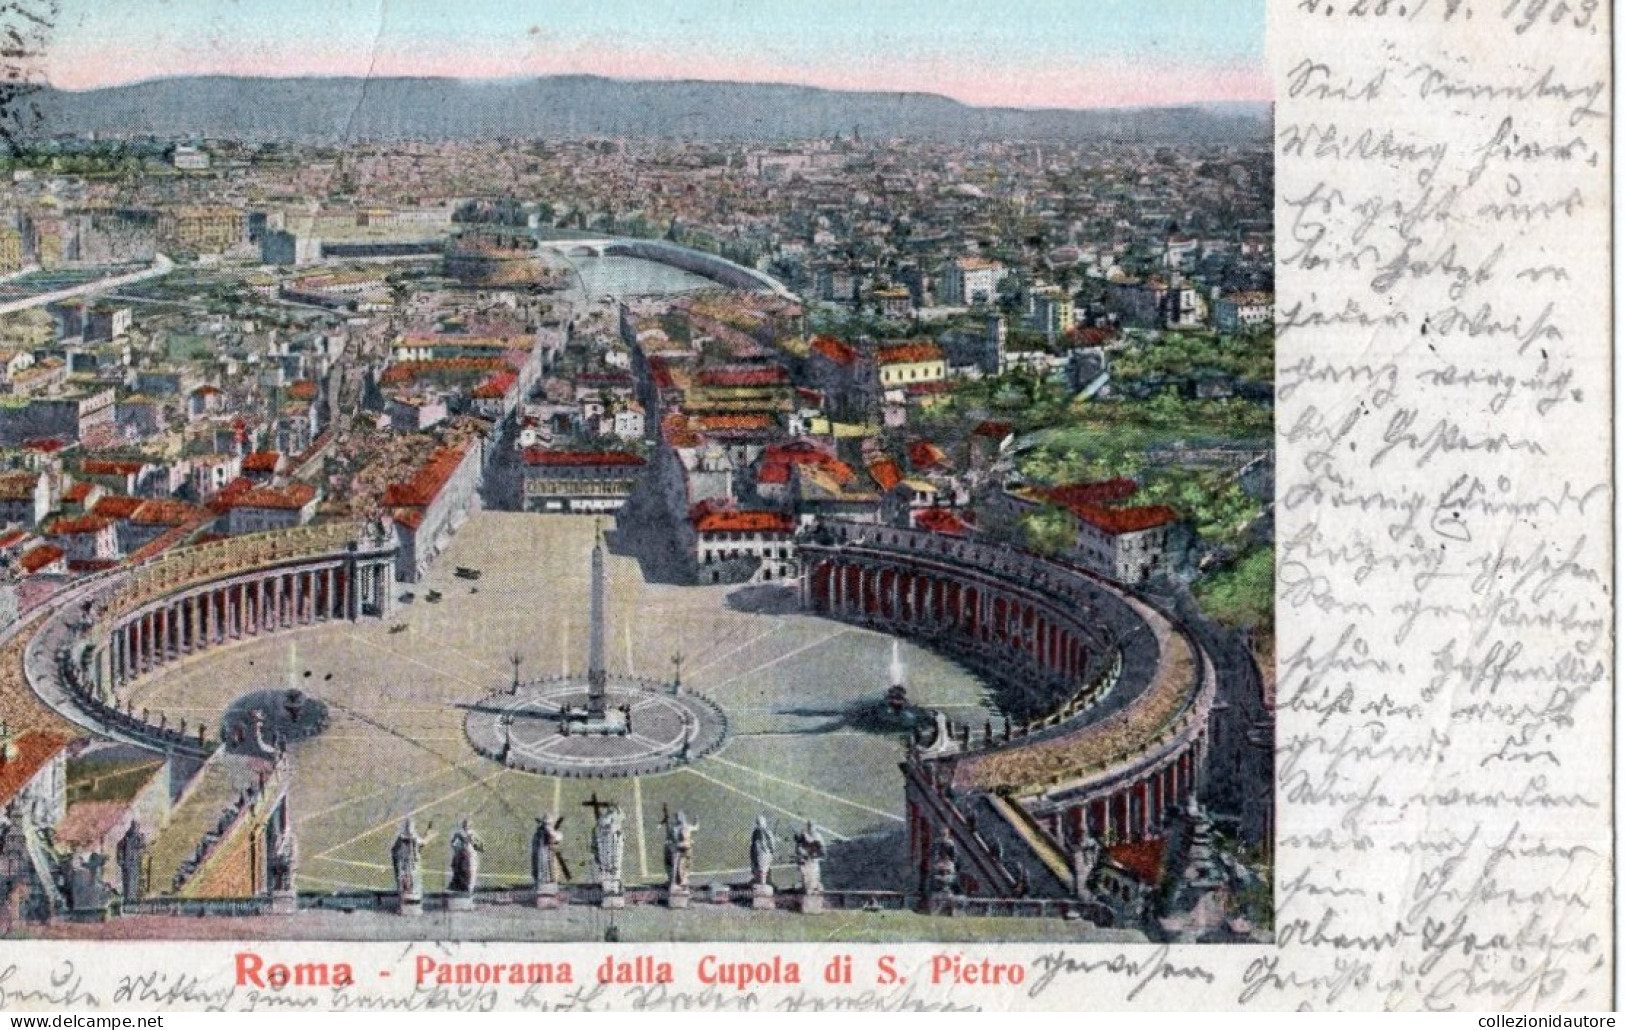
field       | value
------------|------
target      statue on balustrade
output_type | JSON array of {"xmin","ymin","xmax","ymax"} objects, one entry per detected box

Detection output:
[
  {"xmin": 591, "ymin": 803, "xmax": 625, "ymax": 892},
  {"xmin": 116, "ymin": 821, "xmax": 146, "ymax": 901},
  {"xmin": 391, "ymin": 818, "xmax": 425, "ymax": 901},
  {"xmin": 269, "ymin": 827, "xmax": 296, "ymax": 895},
  {"xmin": 794, "ymin": 821, "xmax": 825, "ymax": 895},
  {"xmin": 531, "ymin": 813, "xmax": 567, "ymax": 887},
  {"xmin": 930, "ymin": 838, "xmax": 959, "ymax": 896},
  {"xmin": 448, "ymin": 818, "xmax": 483, "ymax": 894},
  {"xmin": 663, "ymin": 808, "xmax": 696, "ymax": 891},
  {"xmin": 749, "ymin": 815, "xmax": 776, "ymax": 888}
]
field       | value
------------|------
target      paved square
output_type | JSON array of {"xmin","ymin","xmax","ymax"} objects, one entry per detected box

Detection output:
[{"xmin": 125, "ymin": 512, "xmax": 996, "ymax": 893}]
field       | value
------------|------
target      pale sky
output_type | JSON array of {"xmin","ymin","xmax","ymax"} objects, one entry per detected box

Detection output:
[{"xmin": 45, "ymin": 1, "xmax": 1267, "ymax": 109}]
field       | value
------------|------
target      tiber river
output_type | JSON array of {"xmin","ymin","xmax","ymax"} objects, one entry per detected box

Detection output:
[{"xmin": 565, "ymin": 255, "xmax": 721, "ymax": 299}]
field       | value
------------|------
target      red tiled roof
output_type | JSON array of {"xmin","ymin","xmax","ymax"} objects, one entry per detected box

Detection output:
[
  {"xmin": 131, "ymin": 499, "xmax": 205, "ymax": 526},
  {"xmin": 90, "ymin": 496, "xmax": 143, "ymax": 520},
  {"xmin": 1068, "ymin": 327, "xmax": 1116, "ymax": 348},
  {"xmin": 904, "ymin": 380, "xmax": 954, "ymax": 396},
  {"xmin": 810, "ymin": 335, "xmax": 858, "ymax": 367},
  {"xmin": 47, "ymin": 515, "xmax": 112, "ymax": 536},
  {"xmin": 21, "ymin": 438, "xmax": 68, "ymax": 453},
  {"xmin": 1074, "ymin": 503, "xmax": 1179, "ymax": 535},
  {"xmin": 906, "ymin": 440, "xmax": 947, "ymax": 470},
  {"xmin": 241, "ymin": 451, "xmax": 282, "ymax": 472},
  {"xmin": 760, "ymin": 440, "xmax": 854, "ymax": 488},
  {"xmin": 68, "ymin": 558, "xmax": 119, "ymax": 573},
  {"xmin": 867, "ymin": 457, "xmax": 904, "ymax": 492},
  {"xmin": 912, "ymin": 508, "xmax": 971, "ymax": 536},
  {"xmin": 205, "ymin": 477, "xmax": 256, "ymax": 515},
  {"xmin": 0, "ymin": 731, "xmax": 69, "ymax": 805},
  {"xmin": 382, "ymin": 443, "xmax": 472, "ymax": 508},
  {"xmin": 392, "ymin": 507, "xmax": 424, "ymax": 530},
  {"xmin": 471, "ymin": 370, "xmax": 518, "ymax": 399},
  {"xmin": 695, "ymin": 414, "xmax": 775, "ymax": 432},
  {"xmin": 62, "ymin": 482, "xmax": 93, "ymax": 503},
  {"xmin": 287, "ymin": 380, "xmax": 319, "ymax": 401},
  {"xmin": 80, "ymin": 459, "xmax": 146, "ymax": 477},
  {"xmin": 521, "ymin": 449, "xmax": 645, "ymax": 468},
  {"xmin": 646, "ymin": 356, "xmax": 676, "ymax": 392},
  {"xmin": 698, "ymin": 366, "xmax": 789, "ymax": 388},
  {"xmin": 876, "ymin": 341, "xmax": 943, "ymax": 365},
  {"xmin": 17, "ymin": 545, "xmax": 62, "ymax": 573},
  {"xmin": 1107, "ymin": 839, "xmax": 1166, "ymax": 885},
  {"xmin": 661, "ymin": 413, "xmax": 702, "ymax": 449},
  {"xmin": 380, "ymin": 358, "xmax": 507, "ymax": 386},
  {"xmin": 972, "ymin": 420, "xmax": 1014, "ymax": 439},
  {"xmin": 231, "ymin": 483, "xmax": 318, "ymax": 511},
  {"xmin": 0, "ymin": 528, "xmax": 29, "ymax": 548},
  {"xmin": 693, "ymin": 509, "xmax": 794, "ymax": 534},
  {"xmin": 1043, "ymin": 479, "xmax": 1139, "ymax": 510}
]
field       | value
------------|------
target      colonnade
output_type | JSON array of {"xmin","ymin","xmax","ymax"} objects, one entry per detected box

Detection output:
[
  {"xmin": 89, "ymin": 554, "xmax": 396, "ymax": 695},
  {"xmin": 803, "ymin": 521, "xmax": 1218, "ymax": 902},
  {"xmin": 806, "ymin": 558, "xmax": 1093, "ymax": 687},
  {"xmin": 1045, "ymin": 742, "xmax": 1205, "ymax": 845}
]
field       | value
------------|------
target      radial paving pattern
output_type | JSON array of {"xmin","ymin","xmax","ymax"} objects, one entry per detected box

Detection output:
[{"xmin": 463, "ymin": 675, "xmax": 727, "ymax": 777}]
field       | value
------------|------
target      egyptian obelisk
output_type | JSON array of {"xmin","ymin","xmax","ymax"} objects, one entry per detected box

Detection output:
[{"xmin": 586, "ymin": 520, "xmax": 608, "ymax": 717}]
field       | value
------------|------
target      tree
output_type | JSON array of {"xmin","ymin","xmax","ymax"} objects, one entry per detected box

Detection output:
[{"xmin": 1021, "ymin": 505, "xmax": 1076, "ymax": 557}]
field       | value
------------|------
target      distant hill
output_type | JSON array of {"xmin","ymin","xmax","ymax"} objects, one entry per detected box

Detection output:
[{"xmin": 29, "ymin": 75, "xmax": 1270, "ymax": 144}]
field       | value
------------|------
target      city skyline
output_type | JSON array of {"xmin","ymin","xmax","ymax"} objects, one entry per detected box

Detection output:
[{"xmin": 45, "ymin": 0, "xmax": 1268, "ymax": 110}]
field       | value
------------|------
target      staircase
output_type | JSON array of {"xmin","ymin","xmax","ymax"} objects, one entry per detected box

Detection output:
[{"xmin": 145, "ymin": 754, "xmax": 261, "ymax": 896}]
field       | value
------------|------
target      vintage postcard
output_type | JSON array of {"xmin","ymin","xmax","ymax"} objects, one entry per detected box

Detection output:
[{"xmin": 0, "ymin": 0, "xmax": 1606, "ymax": 1013}]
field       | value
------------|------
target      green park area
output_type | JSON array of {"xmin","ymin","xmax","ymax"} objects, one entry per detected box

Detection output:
[{"xmin": 914, "ymin": 327, "xmax": 1274, "ymax": 637}]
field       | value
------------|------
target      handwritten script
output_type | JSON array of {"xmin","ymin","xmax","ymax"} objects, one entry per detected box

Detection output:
[{"xmin": 1272, "ymin": 0, "xmax": 1609, "ymax": 1010}]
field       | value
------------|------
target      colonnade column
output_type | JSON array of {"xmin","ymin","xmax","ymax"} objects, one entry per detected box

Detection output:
[{"xmin": 345, "ymin": 562, "xmax": 359, "ymax": 620}]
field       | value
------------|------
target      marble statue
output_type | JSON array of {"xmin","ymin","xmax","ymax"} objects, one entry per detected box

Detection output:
[
  {"xmin": 930, "ymin": 838, "xmax": 959, "ymax": 895},
  {"xmin": 269, "ymin": 828, "xmax": 296, "ymax": 895},
  {"xmin": 749, "ymin": 815, "xmax": 776, "ymax": 887},
  {"xmin": 664, "ymin": 810, "xmax": 696, "ymax": 891},
  {"xmin": 448, "ymin": 818, "xmax": 483, "ymax": 894},
  {"xmin": 391, "ymin": 818, "xmax": 424, "ymax": 901},
  {"xmin": 1071, "ymin": 831, "xmax": 1102, "ymax": 899},
  {"xmin": 592, "ymin": 804, "xmax": 625, "ymax": 891},
  {"xmin": 794, "ymin": 821, "xmax": 826, "ymax": 895},
  {"xmin": 531, "ymin": 813, "xmax": 566, "ymax": 887},
  {"xmin": 116, "ymin": 821, "xmax": 146, "ymax": 901}
]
